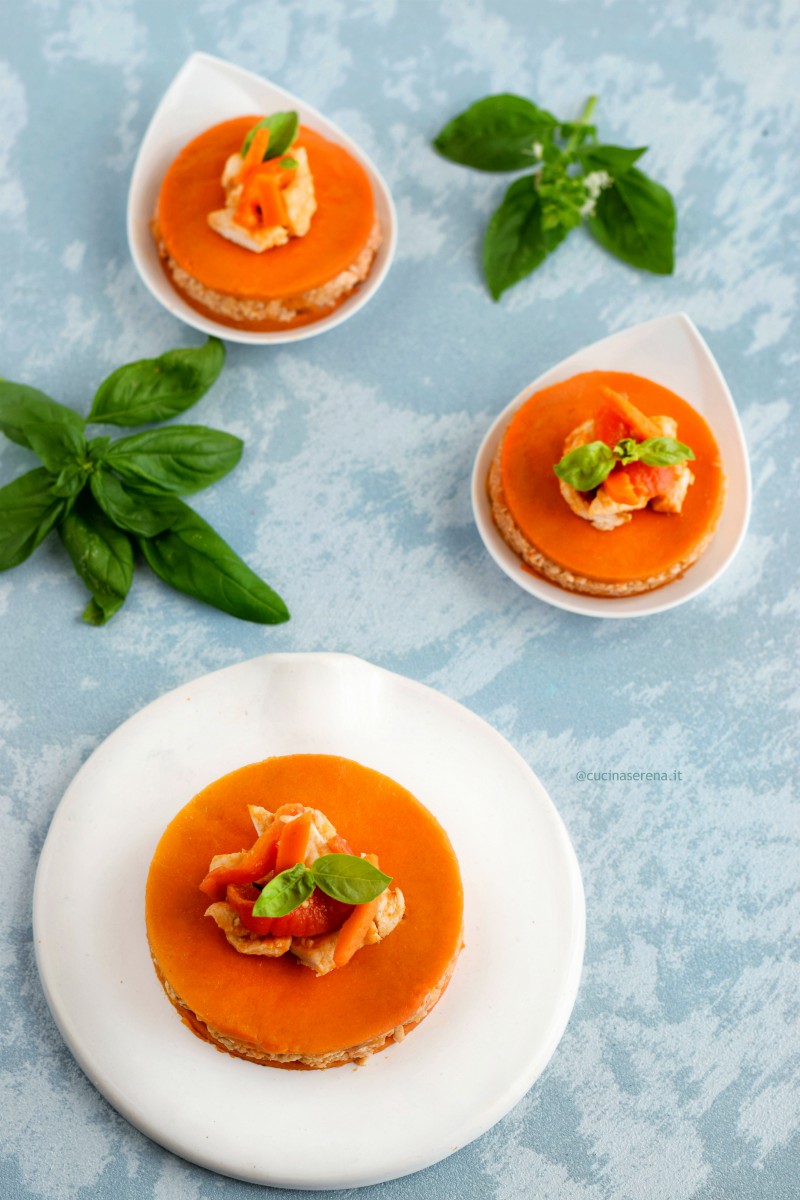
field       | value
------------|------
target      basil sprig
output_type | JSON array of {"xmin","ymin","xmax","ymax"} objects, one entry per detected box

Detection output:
[
  {"xmin": 252, "ymin": 854, "xmax": 392, "ymax": 919},
  {"xmin": 242, "ymin": 112, "xmax": 299, "ymax": 161},
  {"xmin": 554, "ymin": 436, "xmax": 695, "ymax": 492},
  {"xmin": 433, "ymin": 93, "xmax": 676, "ymax": 299},
  {"xmin": 0, "ymin": 338, "xmax": 290, "ymax": 627}
]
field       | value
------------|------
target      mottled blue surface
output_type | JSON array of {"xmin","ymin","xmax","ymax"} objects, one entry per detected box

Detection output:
[{"xmin": 2, "ymin": 1, "xmax": 798, "ymax": 1197}]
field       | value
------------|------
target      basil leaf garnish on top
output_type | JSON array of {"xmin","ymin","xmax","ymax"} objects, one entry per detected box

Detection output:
[
  {"xmin": 251, "ymin": 854, "xmax": 392, "ymax": 919},
  {"xmin": 312, "ymin": 855, "xmax": 392, "ymax": 905},
  {"xmin": 253, "ymin": 863, "xmax": 316, "ymax": 918},
  {"xmin": 242, "ymin": 112, "xmax": 299, "ymax": 161},
  {"xmin": 89, "ymin": 337, "xmax": 225, "ymax": 427},
  {"xmin": 555, "ymin": 433, "xmax": 695, "ymax": 492},
  {"xmin": 635, "ymin": 437, "xmax": 695, "ymax": 466},
  {"xmin": 613, "ymin": 437, "xmax": 640, "ymax": 465},
  {"xmin": 553, "ymin": 441, "xmax": 617, "ymax": 491},
  {"xmin": 434, "ymin": 94, "xmax": 558, "ymax": 172}
]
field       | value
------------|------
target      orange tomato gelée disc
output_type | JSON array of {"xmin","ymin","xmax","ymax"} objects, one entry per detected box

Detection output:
[
  {"xmin": 500, "ymin": 371, "xmax": 726, "ymax": 584},
  {"xmin": 156, "ymin": 118, "xmax": 376, "ymax": 301},
  {"xmin": 145, "ymin": 755, "xmax": 464, "ymax": 1061}
]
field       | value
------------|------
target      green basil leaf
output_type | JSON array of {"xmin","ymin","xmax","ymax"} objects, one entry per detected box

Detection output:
[
  {"xmin": 312, "ymin": 855, "xmax": 392, "ymax": 905},
  {"xmin": 88, "ymin": 436, "xmax": 111, "ymax": 462},
  {"xmin": 51, "ymin": 462, "xmax": 90, "ymax": 499},
  {"xmin": 88, "ymin": 337, "xmax": 226, "ymax": 426},
  {"xmin": 553, "ymin": 441, "xmax": 617, "ymax": 491},
  {"xmin": 252, "ymin": 863, "xmax": 315, "ymax": 918},
  {"xmin": 483, "ymin": 177, "xmax": 568, "ymax": 300},
  {"xmin": 576, "ymin": 143, "xmax": 646, "ymax": 176},
  {"xmin": 137, "ymin": 501, "xmax": 290, "ymax": 625},
  {"xmin": 103, "ymin": 426, "xmax": 243, "ymax": 495},
  {"xmin": 0, "ymin": 382, "xmax": 86, "ymax": 449},
  {"xmin": 636, "ymin": 436, "xmax": 695, "ymax": 466},
  {"xmin": 20, "ymin": 420, "xmax": 87, "ymax": 474},
  {"xmin": 0, "ymin": 468, "xmax": 65, "ymax": 570},
  {"xmin": 613, "ymin": 436, "xmax": 640, "ymax": 466},
  {"xmin": 433, "ymin": 94, "xmax": 557, "ymax": 172},
  {"xmin": 59, "ymin": 496, "xmax": 134, "ymax": 625},
  {"xmin": 279, "ymin": 156, "xmax": 299, "ymax": 169},
  {"xmin": 242, "ymin": 112, "xmax": 299, "ymax": 161},
  {"xmin": 586, "ymin": 166, "xmax": 676, "ymax": 274},
  {"xmin": 90, "ymin": 470, "xmax": 179, "ymax": 536}
]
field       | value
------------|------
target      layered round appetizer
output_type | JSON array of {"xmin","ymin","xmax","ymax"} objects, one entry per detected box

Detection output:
[
  {"xmin": 152, "ymin": 112, "xmax": 381, "ymax": 331},
  {"xmin": 146, "ymin": 754, "xmax": 464, "ymax": 1069},
  {"xmin": 489, "ymin": 370, "xmax": 726, "ymax": 597}
]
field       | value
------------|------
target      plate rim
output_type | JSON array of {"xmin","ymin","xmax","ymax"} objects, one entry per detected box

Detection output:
[
  {"xmin": 126, "ymin": 51, "xmax": 398, "ymax": 345},
  {"xmin": 33, "ymin": 650, "xmax": 585, "ymax": 1189},
  {"xmin": 471, "ymin": 312, "xmax": 752, "ymax": 619}
]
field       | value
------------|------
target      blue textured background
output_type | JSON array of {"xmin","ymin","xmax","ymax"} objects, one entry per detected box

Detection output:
[{"xmin": 2, "ymin": 1, "xmax": 798, "ymax": 1197}]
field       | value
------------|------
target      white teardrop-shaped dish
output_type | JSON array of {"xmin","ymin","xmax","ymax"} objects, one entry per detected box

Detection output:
[
  {"xmin": 127, "ymin": 52, "xmax": 397, "ymax": 345},
  {"xmin": 472, "ymin": 314, "xmax": 751, "ymax": 618}
]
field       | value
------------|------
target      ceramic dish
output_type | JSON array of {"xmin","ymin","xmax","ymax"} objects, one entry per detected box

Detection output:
[
  {"xmin": 472, "ymin": 313, "xmax": 751, "ymax": 618},
  {"xmin": 127, "ymin": 53, "xmax": 397, "ymax": 344},
  {"xmin": 33, "ymin": 652, "xmax": 584, "ymax": 1190}
]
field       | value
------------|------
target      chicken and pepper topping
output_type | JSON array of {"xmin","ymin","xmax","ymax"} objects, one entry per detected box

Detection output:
[
  {"xmin": 200, "ymin": 803, "xmax": 404, "ymax": 976},
  {"xmin": 207, "ymin": 112, "xmax": 317, "ymax": 253},
  {"xmin": 553, "ymin": 386, "xmax": 696, "ymax": 532}
]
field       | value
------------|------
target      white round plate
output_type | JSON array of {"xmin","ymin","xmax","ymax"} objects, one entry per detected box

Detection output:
[
  {"xmin": 472, "ymin": 313, "xmax": 751, "ymax": 618},
  {"xmin": 127, "ymin": 53, "xmax": 397, "ymax": 345},
  {"xmin": 33, "ymin": 652, "xmax": 584, "ymax": 1190}
]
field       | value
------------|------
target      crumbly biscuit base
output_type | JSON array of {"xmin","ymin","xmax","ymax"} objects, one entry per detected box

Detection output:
[
  {"xmin": 150, "ymin": 928, "xmax": 463, "ymax": 1070},
  {"xmin": 488, "ymin": 444, "xmax": 725, "ymax": 598},
  {"xmin": 152, "ymin": 217, "xmax": 382, "ymax": 326}
]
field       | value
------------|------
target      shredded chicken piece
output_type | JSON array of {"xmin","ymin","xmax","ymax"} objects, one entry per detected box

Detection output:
[{"xmin": 204, "ymin": 903, "xmax": 292, "ymax": 957}]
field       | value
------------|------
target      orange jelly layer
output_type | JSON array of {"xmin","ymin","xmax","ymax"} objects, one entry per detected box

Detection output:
[
  {"xmin": 500, "ymin": 371, "xmax": 726, "ymax": 583},
  {"xmin": 145, "ymin": 755, "xmax": 463, "ymax": 1058},
  {"xmin": 157, "ymin": 117, "xmax": 376, "ymax": 300}
]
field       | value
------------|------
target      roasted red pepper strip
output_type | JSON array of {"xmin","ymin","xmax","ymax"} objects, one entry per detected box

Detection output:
[
  {"xmin": 326, "ymin": 833, "xmax": 354, "ymax": 856},
  {"xmin": 594, "ymin": 402, "xmax": 631, "ymax": 449},
  {"xmin": 199, "ymin": 820, "xmax": 283, "ymax": 901},
  {"xmin": 225, "ymin": 883, "xmax": 273, "ymax": 935},
  {"xmin": 226, "ymin": 881, "xmax": 350, "ymax": 938},
  {"xmin": 269, "ymin": 888, "xmax": 352, "ymax": 938}
]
